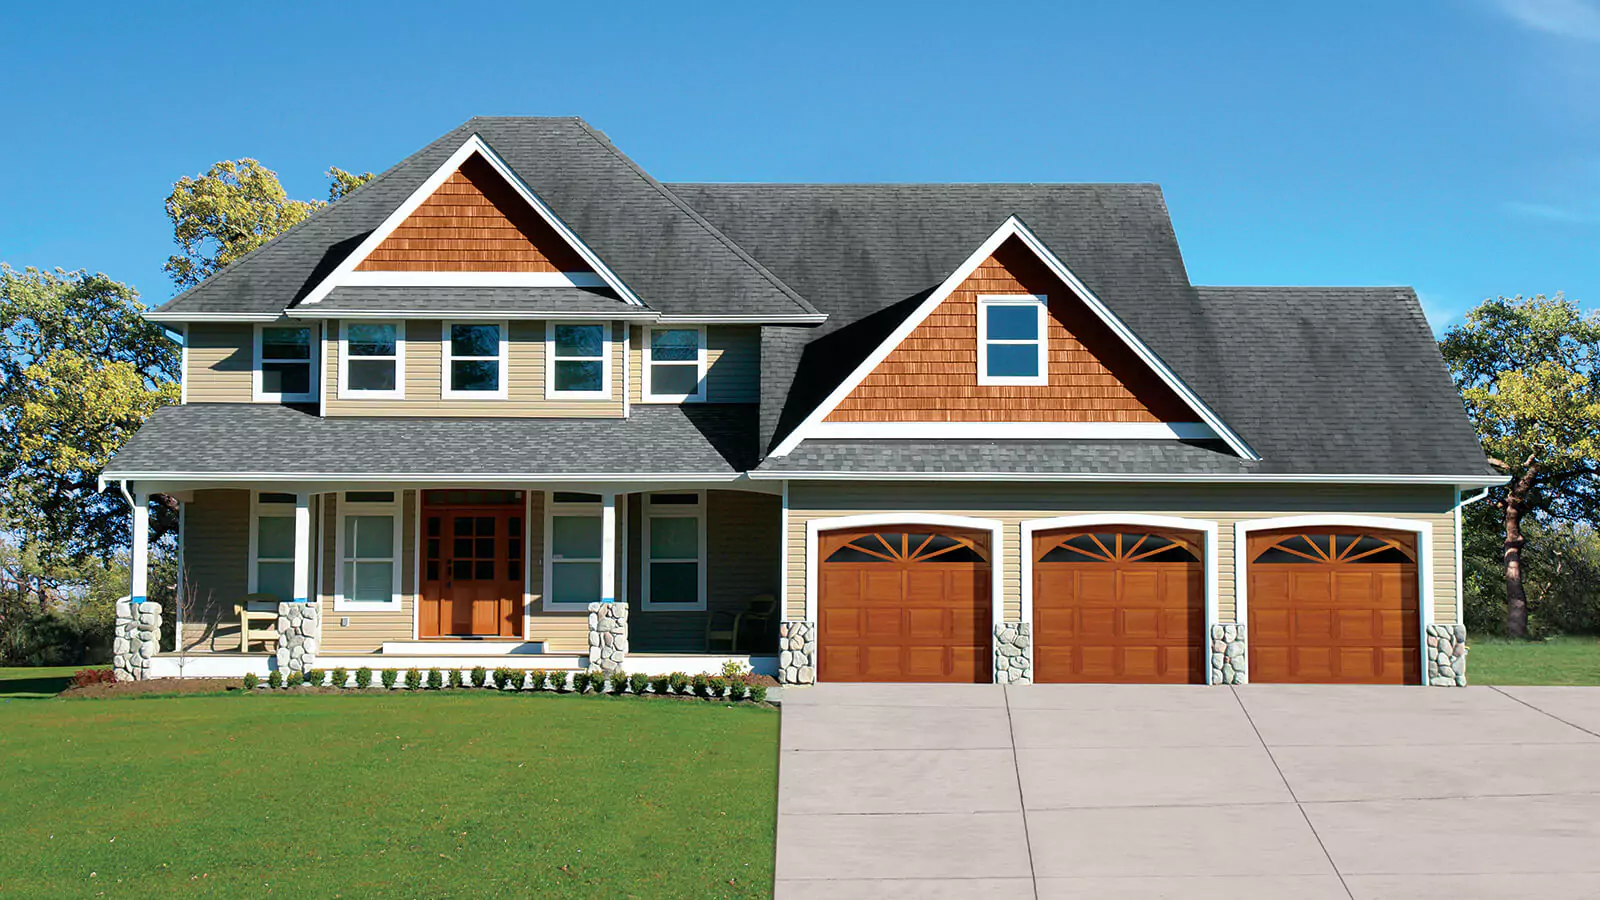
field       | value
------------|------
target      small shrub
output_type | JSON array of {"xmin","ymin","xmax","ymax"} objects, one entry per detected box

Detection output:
[
  {"xmin": 726, "ymin": 680, "xmax": 748, "ymax": 702},
  {"xmin": 571, "ymin": 670, "xmax": 592, "ymax": 694},
  {"xmin": 242, "ymin": 671, "xmax": 260, "ymax": 691},
  {"xmin": 305, "ymin": 669, "xmax": 326, "ymax": 688},
  {"xmin": 70, "ymin": 668, "xmax": 114, "ymax": 688},
  {"xmin": 668, "ymin": 672, "xmax": 690, "ymax": 695},
  {"xmin": 629, "ymin": 672, "xmax": 651, "ymax": 695},
  {"xmin": 405, "ymin": 668, "xmax": 422, "ymax": 690},
  {"xmin": 721, "ymin": 658, "xmax": 752, "ymax": 683},
  {"xmin": 355, "ymin": 667, "xmax": 373, "ymax": 689},
  {"xmin": 470, "ymin": 666, "xmax": 488, "ymax": 688},
  {"xmin": 690, "ymin": 673, "xmax": 710, "ymax": 698},
  {"xmin": 527, "ymin": 669, "xmax": 548, "ymax": 691},
  {"xmin": 493, "ymin": 667, "xmax": 519, "ymax": 690},
  {"xmin": 649, "ymin": 674, "xmax": 671, "ymax": 695},
  {"xmin": 268, "ymin": 670, "xmax": 283, "ymax": 689},
  {"xmin": 380, "ymin": 668, "xmax": 398, "ymax": 689},
  {"xmin": 548, "ymin": 671, "xmax": 569, "ymax": 692},
  {"xmin": 331, "ymin": 667, "xmax": 349, "ymax": 689},
  {"xmin": 749, "ymin": 684, "xmax": 768, "ymax": 704},
  {"xmin": 448, "ymin": 669, "xmax": 464, "ymax": 689},
  {"xmin": 426, "ymin": 669, "xmax": 443, "ymax": 690},
  {"xmin": 706, "ymin": 675, "xmax": 727, "ymax": 699},
  {"xmin": 286, "ymin": 671, "xmax": 304, "ymax": 688},
  {"xmin": 608, "ymin": 670, "xmax": 629, "ymax": 695}
]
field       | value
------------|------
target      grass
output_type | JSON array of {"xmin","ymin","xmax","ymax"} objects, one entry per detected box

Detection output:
[
  {"xmin": 1468, "ymin": 635, "xmax": 1600, "ymax": 686},
  {"xmin": 0, "ymin": 665, "xmax": 103, "ymax": 699},
  {"xmin": 0, "ymin": 691, "xmax": 778, "ymax": 898}
]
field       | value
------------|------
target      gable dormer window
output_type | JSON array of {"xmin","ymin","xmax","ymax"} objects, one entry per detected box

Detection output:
[
  {"xmin": 339, "ymin": 321, "xmax": 405, "ymax": 399},
  {"xmin": 546, "ymin": 322, "xmax": 611, "ymax": 398},
  {"xmin": 254, "ymin": 325, "xmax": 317, "ymax": 403},
  {"xmin": 977, "ymin": 294, "xmax": 1049, "ymax": 386},
  {"xmin": 442, "ymin": 321, "xmax": 508, "ymax": 400},
  {"xmin": 643, "ymin": 326, "xmax": 706, "ymax": 403}
]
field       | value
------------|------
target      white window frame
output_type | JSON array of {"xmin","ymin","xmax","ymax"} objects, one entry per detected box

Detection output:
[
  {"xmin": 976, "ymin": 294, "xmax": 1049, "ymax": 387},
  {"xmin": 544, "ymin": 321, "xmax": 612, "ymax": 399},
  {"xmin": 441, "ymin": 320, "xmax": 509, "ymax": 400},
  {"xmin": 252, "ymin": 323, "xmax": 318, "ymax": 403},
  {"xmin": 641, "ymin": 491, "xmax": 707, "ymax": 612},
  {"xmin": 333, "ymin": 491, "xmax": 404, "ymax": 612},
  {"xmin": 338, "ymin": 320, "xmax": 406, "ymax": 400},
  {"xmin": 247, "ymin": 491, "xmax": 299, "ymax": 600},
  {"xmin": 642, "ymin": 325, "xmax": 707, "ymax": 403},
  {"xmin": 543, "ymin": 492, "xmax": 604, "ymax": 611}
]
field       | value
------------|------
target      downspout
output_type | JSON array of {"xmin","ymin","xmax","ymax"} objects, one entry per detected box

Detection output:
[{"xmin": 1453, "ymin": 486, "xmax": 1492, "ymax": 632}]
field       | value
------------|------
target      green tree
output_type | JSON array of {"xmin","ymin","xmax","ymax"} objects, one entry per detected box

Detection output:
[
  {"xmin": 164, "ymin": 161, "xmax": 375, "ymax": 288},
  {"xmin": 1440, "ymin": 294, "xmax": 1600, "ymax": 637}
]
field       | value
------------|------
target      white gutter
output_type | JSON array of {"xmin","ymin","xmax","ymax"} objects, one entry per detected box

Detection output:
[
  {"xmin": 101, "ymin": 471, "xmax": 744, "ymax": 484},
  {"xmin": 745, "ymin": 470, "xmax": 1511, "ymax": 486},
  {"xmin": 285, "ymin": 309, "xmax": 661, "ymax": 322}
]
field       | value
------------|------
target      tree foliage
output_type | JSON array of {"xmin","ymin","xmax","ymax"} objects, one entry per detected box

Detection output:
[
  {"xmin": 164, "ymin": 160, "xmax": 375, "ymax": 288},
  {"xmin": 1440, "ymin": 294, "xmax": 1600, "ymax": 636}
]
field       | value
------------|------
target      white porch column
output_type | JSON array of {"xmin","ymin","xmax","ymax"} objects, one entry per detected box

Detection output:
[
  {"xmin": 277, "ymin": 491, "xmax": 318, "ymax": 675},
  {"xmin": 588, "ymin": 491, "xmax": 628, "ymax": 673},
  {"xmin": 115, "ymin": 488, "xmax": 160, "ymax": 681},
  {"xmin": 600, "ymin": 492, "xmax": 617, "ymax": 604}
]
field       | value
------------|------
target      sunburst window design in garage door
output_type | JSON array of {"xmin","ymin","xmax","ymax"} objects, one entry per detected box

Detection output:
[
  {"xmin": 1252, "ymin": 532, "xmax": 1415, "ymax": 565},
  {"xmin": 1037, "ymin": 531, "xmax": 1200, "ymax": 564},
  {"xmin": 824, "ymin": 532, "xmax": 987, "ymax": 564}
]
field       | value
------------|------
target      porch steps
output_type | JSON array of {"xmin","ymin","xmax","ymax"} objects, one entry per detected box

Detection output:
[{"xmin": 379, "ymin": 640, "xmax": 547, "ymax": 657}]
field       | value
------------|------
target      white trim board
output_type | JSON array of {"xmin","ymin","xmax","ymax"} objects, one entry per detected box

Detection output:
[
  {"xmin": 807, "ymin": 422, "xmax": 1215, "ymax": 440},
  {"xmin": 288, "ymin": 309, "xmax": 656, "ymax": 322},
  {"xmin": 1018, "ymin": 514, "xmax": 1221, "ymax": 684},
  {"xmin": 768, "ymin": 215, "xmax": 1259, "ymax": 461},
  {"xmin": 543, "ymin": 320, "xmax": 614, "ymax": 400},
  {"xmin": 746, "ymin": 470, "xmax": 1509, "ymax": 486},
  {"xmin": 1233, "ymin": 514, "xmax": 1435, "ymax": 686},
  {"xmin": 296, "ymin": 134, "xmax": 643, "ymax": 308}
]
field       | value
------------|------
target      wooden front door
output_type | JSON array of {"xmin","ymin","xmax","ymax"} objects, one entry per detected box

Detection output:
[
  {"xmin": 1247, "ymin": 528, "xmax": 1420, "ymax": 684},
  {"xmin": 420, "ymin": 492, "xmax": 525, "ymax": 638},
  {"xmin": 1032, "ymin": 528, "xmax": 1205, "ymax": 683},
  {"xmin": 817, "ymin": 527, "xmax": 991, "ymax": 683}
]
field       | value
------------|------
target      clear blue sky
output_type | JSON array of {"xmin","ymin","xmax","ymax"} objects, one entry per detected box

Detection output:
[{"xmin": 3, "ymin": 0, "xmax": 1597, "ymax": 332}]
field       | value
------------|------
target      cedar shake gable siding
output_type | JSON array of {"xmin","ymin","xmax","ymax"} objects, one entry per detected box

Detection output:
[
  {"xmin": 826, "ymin": 237, "xmax": 1192, "ymax": 424},
  {"xmin": 355, "ymin": 155, "xmax": 593, "ymax": 274}
]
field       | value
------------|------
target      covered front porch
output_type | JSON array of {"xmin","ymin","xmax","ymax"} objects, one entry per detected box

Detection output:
[{"xmin": 115, "ymin": 478, "xmax": 783, "ymax": 679}]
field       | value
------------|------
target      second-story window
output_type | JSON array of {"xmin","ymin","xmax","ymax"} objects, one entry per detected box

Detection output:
[
  {"xmin": 254, "ymin": 325, "xmax": 316, "ymax": 403},
  {"xmin": 547, "ymin": 322, "xmax": 610, "ymax": 398},
  {"xmin": 644, "ymin": 326, "xmax": 706, "ymax": 402},
  {"xmin": 977, "ymin": 294, "xmax": 1049, "ymax": 386},
  {"xmin": 340, "ymin": 321, "xmax": 405, "ymax": 399},
  {"xmin": 442, "ymin": 321, "xmax": 508, "ymax": 400}
]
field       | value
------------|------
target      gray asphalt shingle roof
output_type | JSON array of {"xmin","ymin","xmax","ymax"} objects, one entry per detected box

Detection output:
[
  {"xmin": 307, "ymin": 285, "xmax": 638, "ymax": 316},
  {"xmin": 104, "ymin": 404, "xmax": 757, "ymax": 479}
]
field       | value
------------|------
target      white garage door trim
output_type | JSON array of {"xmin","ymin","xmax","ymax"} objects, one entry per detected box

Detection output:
[
  {"xmin": 1235, "ymin": 515, "xmax": 1434, "ymax": 686},
  {"xmin": 1021, "ymin": 514, "xmax": 1221, "ymax": 683}
]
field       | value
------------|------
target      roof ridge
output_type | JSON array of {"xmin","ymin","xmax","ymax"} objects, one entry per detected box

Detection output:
[
  {"xmin": 665, "ymin": 181, "xmax": 1164, "ymax": 188},
  {"xmin": 571, "ymin": 120, "xmax": 821, "ymax": 318}
]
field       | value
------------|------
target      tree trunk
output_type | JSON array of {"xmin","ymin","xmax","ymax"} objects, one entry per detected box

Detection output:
[{"xmin": 1503, "ymin": 462, "xmax": 1538, "ymax": 639}]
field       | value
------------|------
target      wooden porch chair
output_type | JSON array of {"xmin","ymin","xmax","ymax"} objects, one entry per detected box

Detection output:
[
  {"xmin": 704, "ymin": 594, "xmax": 777, "ymax": 654},
  {"xmin": 236, "ymin": 593, "xmax": 280, "ymax": 653}
]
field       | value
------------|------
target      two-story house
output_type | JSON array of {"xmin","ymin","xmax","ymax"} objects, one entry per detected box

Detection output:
[{"xmin": 102, "ymin": 117, "xmax": 1501, "ymax": 686}]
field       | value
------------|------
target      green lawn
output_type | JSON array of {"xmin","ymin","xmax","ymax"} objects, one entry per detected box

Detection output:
[
  {"xmin": 0, "ymin": 691, "xmax": 778, "ymax": 898},
  {"xmin": 0, "ymin": 665, "xmax": 101, "ymax": 699},
  {"xmin": 1468, "ymin": 635, "xmax": 1600, "ymax": 686}
]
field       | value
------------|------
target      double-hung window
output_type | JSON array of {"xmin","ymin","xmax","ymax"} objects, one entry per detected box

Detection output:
[
  {"xmin": 642, "ymin": 492, "xmax": 705, "ymax": 611},
  {"xmin": 339, "ymin": 321, "xmax": 404, "ymax": 399},
  {"xmin": 545, "ymin": 492, "xmax": 603, "ymax": 610},
  {"xmin": 643, "ymin": 326, "xmax": 706, "ymax": 402},
  {"xmin": 250, "ymin": 492, "xmax": 298, "ymax": 603},
  {"xmin": 546, "ymin": 322, "xmax": 610, "ymax": 398},
  {"xmin": 442, "ymin": 322, "xmax": 508, "ymax": 399},
  {"xmin": 336, "ymin": 491, "xmax": 401, "ymax": 610},
  {"xmin": 254, "ymin": 325, "xmax": 317, "ymax": 402},
  {"xmin": 976, "ymin": 294, "xmax": 1049, "ymax": 386}
]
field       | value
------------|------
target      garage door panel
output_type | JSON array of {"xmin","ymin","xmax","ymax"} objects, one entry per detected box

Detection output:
[
  {"xmin": 1252, "ymin": 608, "xmax": 1292, "ymax": 640},
  {"xmin": 1120, "ymin": 647, "xmax": 1162, "ymax": 679},
  {"xmin": 1121, "ymin": 607, "xmax": 1162, "ymax": 638},
  {"xmin": 1291, "ymin": 572, "xmax": 1332, "ymax": 603},
  {"xmin": 1079, "ymin": 608, "xmax": 1118, "ymax": 637},
  {"xmin": 1294, "ymin": 608, "xmax": 1334, "ymax": 639},
  {"xmin": 1338, "ymin": 647, "xmax": 1378, "ymax": 679},
  {"xmin": 905, "ymin": 607, "xmax": 948, "ymax": 638},
  {"xmin": 1294, "ymin": 646, "xmax": 1336, "ymax": 679},
  {"xmin": 820, "ymin": 646, "xmax": 861, "ymax": 679},
  {"xmin": 905, "ymin": 646, "xmax": 949, "ymax": 678},
  {"xmin": 1077, "ymin": 570, "xmax": 1118, "ymax": 602},
  {"xmin": 863, "ymin": 608, "xmax": 904, "ymax": 638},
  {"xmin": 821, "ymin": 608, "xmax": 863, "ymax": 639},
  {"xmin": 1119, "ymin": 570, "xmax": 1160, "ymax": 603},
  {"xmin": 1336, "ymin": 610, "xmax": 1377, "ymax": 640}
]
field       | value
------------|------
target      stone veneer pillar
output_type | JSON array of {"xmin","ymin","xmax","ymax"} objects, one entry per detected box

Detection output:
[
  {"xmin": 993, "ymin": 622, "xmax": 1032, "ymax": 684},
  {"xmin": 780, "ymin": 620, "xmax": 816, "ymax": 684},
  {"xmin": 1209, "ymin": 623, "xmax": 1248, "ymax": 685},
  {"xmin": 1427, "ymin": 624, "xmax": 1469, "ymax": 686},
  {"xmin": 588, "ymin": 601, "xmax": 628, "ymax": 673},
  {"xmin": 276, "ymin": 602, "xmax": 319, "ymax": 675},
  {"xmin": 113, "ymin": 598, "xmax": 162, "ymax": 682}
]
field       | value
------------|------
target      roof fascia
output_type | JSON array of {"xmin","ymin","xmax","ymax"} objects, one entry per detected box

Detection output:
[
  {"xmin": 744, "ymin": 470, "xmax": 1511, "ymax": 486},
  {"xmin": 767, "ymin": 216, "xmax": 1259, "ymax": 461},
  {"xmin": 296, "ymin": 134, "xmax": 645, "ymax": 309},
  {"xmin": 145, "ymin": 311, "xmax": 282, "ymax": 323},
  {"xmin": 286, "ymin": 309, "xmax": 659, "ymax": 322}
]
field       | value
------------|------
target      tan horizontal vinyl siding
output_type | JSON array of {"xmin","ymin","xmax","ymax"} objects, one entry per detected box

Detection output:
[
  {"xmin": 323, "ymin": 320, "xmax": 624, "ymax": 417},
  {"xmin": 180, "ymin": 489, "xmax": 251, "ymax": 650},
  {"xmin": 185, "ymin": 324, "xmax": 254, "ymax": 403},
  {"xmin": 784, "ymin": 482, "xmax": 1459, "ymax": 625},
  {"xmin": 318, "ymin": 490, "xmax": 419, "ymax": 653},
  {"xmin": 527, "ymin": 490, "xmax": 589, "ymax": 653},
  {"xmin": 629, "ymin": 325, "xmax": 760, "ymax": 405}
]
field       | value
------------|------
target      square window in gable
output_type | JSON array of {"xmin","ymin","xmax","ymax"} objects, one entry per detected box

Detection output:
[{"xmin": 977, "ymin": 295, "xmax": 1048, "ymax": 386}]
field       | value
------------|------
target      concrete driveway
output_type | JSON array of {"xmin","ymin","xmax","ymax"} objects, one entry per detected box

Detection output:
[{"xmin": 774, "ymin": 683, "xmax": 1600, "ymax": 899}]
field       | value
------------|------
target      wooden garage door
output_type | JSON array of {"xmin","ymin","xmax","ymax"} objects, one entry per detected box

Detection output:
[
  {"xmin": 1033, "ymin": 529, "xmax": 1205, "ymax": 683},
  {"xmin": 818, "ymin": 528, "xmax": 991, "ymax": 683},
  {"xmin": 1248, "ymin": 528, "xmax": 1420, "ymax": 685}
]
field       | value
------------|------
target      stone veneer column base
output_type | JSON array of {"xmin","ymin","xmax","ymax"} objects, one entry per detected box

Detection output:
[
  {"xmin": 780, "ymin": 620, "xmax": 816, "ymax": 685},
  {"xmin": 1209, "ymin": 623, "xmax": 1247, "ymax": 685},
  {"xmin": 276, "ymin": 603, "xmax": 319, "ymax": 674},
  {"xmin": 993, "ymin": 622, "xmax": 1032, "ymax": 684},
  {"xmin": 113, "ymin": 599, "xmax": 162, "ymax": 682},
  {"xmin": 1427, "ymin": 624, "xmax": 1469, "ymax": 686},
  {"xmin": 588, "ymin": 602, "xmax": 628, "ymax": 672}
]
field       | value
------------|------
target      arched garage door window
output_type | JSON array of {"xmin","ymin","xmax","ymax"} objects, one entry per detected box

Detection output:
[
  {"xmin": 1037, "ymin": 531, "xmax": 1200, "ymax": 565},
  {"xmin": 825, "ymin": 531, "xmax": 987, "ymax": 564}
]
